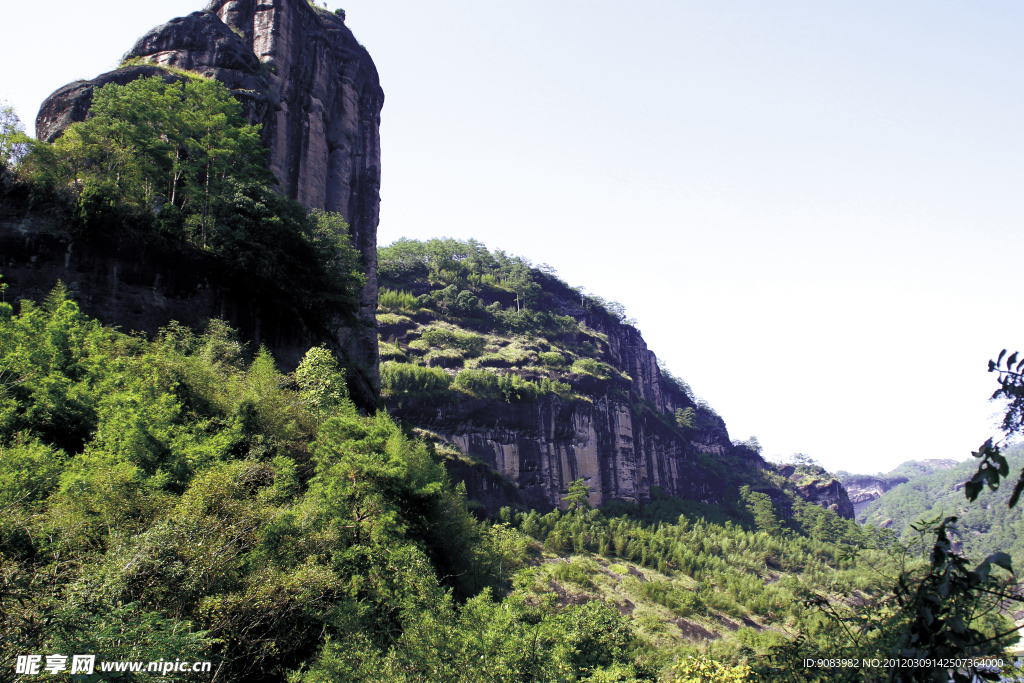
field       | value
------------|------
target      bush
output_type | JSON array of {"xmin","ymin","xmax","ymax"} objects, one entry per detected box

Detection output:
[
  {"xmin": 571, "ymin": 358, "xmax": 610, "ymax": 379},
  {"xmin": 451, "ymin": 369, "xmax": 556, "ymax": 402},
  {"xmin": 452, "ymin": 368, "xmax": 501, "ymax": 399},
  {"xmin": 419, "ymin": 325, "xmax": 485, "ymax": 356},
  {"xmin": 379, "ymin": 361, "xmax": 452, "ymax": 400},
  {"xmin": 378, "ymin": 288, "xmax": 418, "ymax": 311},
  {"xmin": 538, "ymin": 351, "xmax": 565, "ymax": 367},
  {"xmin": 548, "ymin": 557, "xmax": 595, "ymax": 588}
]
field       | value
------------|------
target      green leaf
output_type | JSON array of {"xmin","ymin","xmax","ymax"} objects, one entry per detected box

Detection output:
[
  {"xmin": 1009, "ymin": 471, "xmax": 1024, "ymax": 509},
  {"xmin": 987, "ymin": 552, "xmax": 1013, "ymax": 572}
]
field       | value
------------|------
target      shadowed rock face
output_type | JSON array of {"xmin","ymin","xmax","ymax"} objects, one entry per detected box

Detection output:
[
  {"xmin": 34, "ymin": 0, "xmax": 383, "ymax": 393},
  {"xmin": 795, "ymin": 477, "xmax": 855, "ymax": 520}
]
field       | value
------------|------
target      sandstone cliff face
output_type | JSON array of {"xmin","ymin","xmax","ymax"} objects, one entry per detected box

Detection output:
[
  {"xmin": 33, "ymin": 0, "xmax": 382, "ymax": 393},
  {"xmin": 843, "ymin": 475, "xmax": 908, "ymax": 519},
  {"xmin": 391, "ymin": 313, "xmax": 740, "ymax": 514}
]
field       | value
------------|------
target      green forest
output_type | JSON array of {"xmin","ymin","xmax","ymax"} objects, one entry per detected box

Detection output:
[
  {"xmin": 1, "ymin": 71, "xmax": 1023, "ymax": 682},
  {"xmin": 849, "ymin": 449, "xmax": 1024, "ymax": 573}
]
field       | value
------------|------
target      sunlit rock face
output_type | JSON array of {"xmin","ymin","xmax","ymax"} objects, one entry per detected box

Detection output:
[
  {"xmin": 34, "ymin": 0, "xmax": 383, "ymax": 401},
  {"xmin": 389, "ymin": 317, "xmax": 739, "ymax": 515},
  {"xmin": 843, "ymin": 475, "xmax": 908, "ymax": 519}
]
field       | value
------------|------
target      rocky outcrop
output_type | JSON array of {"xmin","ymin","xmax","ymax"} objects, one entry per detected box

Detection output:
[
  {"xmin": 839, "ymin": 459, "xmax": 959, "ymax": 520},
  {"xmin": 33, "ymin": 0, "xmax": 383, "ymax": 392},
  {"xmin": 843, "ymin": 475, "xmax": 908, "ymax": 519},
  {"xmin": 0, "ymin": 214, "xmax": 381, "ymax": 397},
  {"xmin": 776, "ymin": 465, "xmax": 855, "ymax": 520},
  {"xmin": 794, "ymin": 477, "xmax": 855, "ymax": 520}
]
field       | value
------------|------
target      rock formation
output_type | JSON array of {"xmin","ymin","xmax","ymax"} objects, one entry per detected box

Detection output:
[
  {"xmin": 839, "ymin": 459, "xmax": 959, "ymax": 520},
  {"xmin": 793, "ymin": 477, "xmax": 856, "ymax": 520},
  {"xmin": 394, "ymin": 319, "xmax": 736, "ymax": 514},
  {"xmin": 31, "ymin": 0, "xmax": 383, "ymax": 399},
  {"xmin": 842, "ymin": 474, "xmax": 908, "ymax": 519}
]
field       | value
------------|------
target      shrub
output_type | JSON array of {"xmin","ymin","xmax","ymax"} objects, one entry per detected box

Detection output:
[
  {"xmin": 419, "ymin": 325, "xmax": 485, "ymax": 356},
  {"xmin": 376, "ymin": 313, "xmax": 413, "ymax": 327},
  {"xmin": 377, "ymin": 342, "xmax": 407, "ymax": 362},
  {"xmin": 452, "ymin": 368, "xmax": 501, "ymax": 399},
  {"xmin": 548, "ymin": 557, "xmax": 595, "ymax": 588},
  {"xmin": 378, "ymin": 288, "xmax": 419, "ymax": 311},
  {"xmin": 379, "ymin": 361, "xmax": 452, "ymax": 400},
  {"xmin": 570, "ymin": 358, "xmax": 610, "ymax": 379},
  {"xmin": 538, "ymin": 351, "xmax": 565, "ymax": 367}
]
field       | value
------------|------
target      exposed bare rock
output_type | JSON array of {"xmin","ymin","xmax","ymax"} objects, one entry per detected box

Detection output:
[
  {"xmin": 843, "ymin": 474, "xmax": 909, "ymax": 518},
  {"xmin": 34, "ymin": 0, "xmax": 383, "ymax": 395},
  {"xmin": 393, "ymin": 321, "xmax": 740, "ymax": 512},
  {"xmin": 839, "ymin": 459, "xmax": 960, "ymax": 520},
  {"xmin": 674, "ymin": 619, "xmax": 720, "ymax": 641},
  {"xmin": 795, "ymin": 477, "xmax": 855, "ymax": 520}
]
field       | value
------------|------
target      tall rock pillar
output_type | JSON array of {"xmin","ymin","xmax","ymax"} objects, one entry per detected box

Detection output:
[{"xmin": 35, "ymin": 0, "xmax": 384, "ymax": 401}]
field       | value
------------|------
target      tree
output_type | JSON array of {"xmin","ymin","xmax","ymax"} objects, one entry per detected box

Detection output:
[
  {"xmin": 675, "ymin": 407, "xmax": 696, "ymax": 430},
  {"xmin": 23, "ymin": 75, "xmax": 268, "ymax": 238},
  {"xmin": 297, "ymin": 346, "xmax": 350, "ymax": 426},
  {"xmin": 504, "ymin": 259, "xmax": 539, "ymax": 312},
  {"xmin": 967, "ymin": 349, "xmax": 1024, "ymax": 507},
  {"xmin": 0, "ymin": 102, "xmax": 29, "ymax": 170},
  {"xmin": 740, "ymin": 485, "xmax": 780, "ymax": 536},
  {"xmin": 564, "ymin": 478, "xmax": 592, "ymax": 511}
]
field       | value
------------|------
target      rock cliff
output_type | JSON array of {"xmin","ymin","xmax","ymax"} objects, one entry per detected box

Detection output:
[
  {"xmin": 396, "ymin": 322, "xmax": 737, "ymax": 514},
  {"xmin": 31, "ymin": 0, "xmax": 383, "ymax": 396},
  {"xmin": 376, "ymin": 257, "xmax": 805, "ymax": 516},
  {"xmin": 842, "ymin": 474, "xmax": 908, "ymax": 519},
  {"xmin": 839, "ymin": 459, "xmax": 959, "ymax": 521}
]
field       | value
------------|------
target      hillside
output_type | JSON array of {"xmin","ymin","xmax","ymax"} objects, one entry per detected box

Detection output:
[
  {"xmin": 838, "ymin": 459, "xmax": 960, "ymax": 519},
  {"xmin": 2, "ymin": 0, "xmax": 1020, "ymax": 677},
  {"xmin": 0, "ymin": 284, "xmax": 912, "ymax": 679},
  {"xmin": 851, "ymin": 448, "xmax": 1024, "ymax": 568},
  {"xmin": 373, "ymin": 237, "xmax": 856, "ymax": 521}
]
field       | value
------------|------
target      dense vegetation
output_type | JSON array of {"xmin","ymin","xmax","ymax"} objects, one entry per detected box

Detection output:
[
  {"xmin": 3, "ymin": 72, "xmax": 1023, "ymax": 682},
  {"xmin": 1, "ymin": 74, "xmax": 366, "ymax": 348},
  {"xmin": 850, "ymin": 450, "xmax": 1024, "ymax": 570},
  {"xmin": 0, "ymin": 285, "xmax": 653, "ymax": 682},
  {"xmin": 6, "ymin": 285, "xmax": 1009, "ymax": 682}
]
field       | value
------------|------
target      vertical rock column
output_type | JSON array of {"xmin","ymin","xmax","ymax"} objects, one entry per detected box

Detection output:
[{"xmin": 206, "ymin": 0, "xmax": 384, "ymax": 391}]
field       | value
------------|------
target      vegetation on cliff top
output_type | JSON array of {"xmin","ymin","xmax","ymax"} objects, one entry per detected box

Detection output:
[
  {"xmin": 375, "ymin": 237, "xmax": 718, "ymax": 434},
  {"xmin": 1, "ymin": 75, "xmax": 366, "ymax": 343}
]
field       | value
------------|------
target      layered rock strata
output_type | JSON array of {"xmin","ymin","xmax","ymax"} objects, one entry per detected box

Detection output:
[
  {"xmin": 392, "ymin": 316, "xmax": 738, "ymax": 514},
  {"xmin": 33, "ymin": 0, "xmax": 383, "ymax": 395}
]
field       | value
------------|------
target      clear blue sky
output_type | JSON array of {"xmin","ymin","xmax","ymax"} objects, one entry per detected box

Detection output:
[{"xmin": 4, "ymin": 1, "xmax": 1023, "ymax": 474}]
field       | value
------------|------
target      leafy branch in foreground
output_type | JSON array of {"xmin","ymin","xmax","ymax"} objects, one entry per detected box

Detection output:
[{"xmin": 967, "ymin": 350, "xmax": 1024, "ymax": 508}]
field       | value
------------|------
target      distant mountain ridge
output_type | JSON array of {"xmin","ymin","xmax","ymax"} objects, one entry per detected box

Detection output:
[
  {"xmin": 840, "ymin": 449, "xmax": 1024, "ymax": 567},
  {"xmin": 837, "ymin": 459, "xmax": 959, "ymax": 520}
]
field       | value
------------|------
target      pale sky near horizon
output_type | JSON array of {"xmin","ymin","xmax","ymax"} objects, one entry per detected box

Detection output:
[{"xmin": 3, "ymin": 1, "xmax": 1023, "ymax": 475}]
